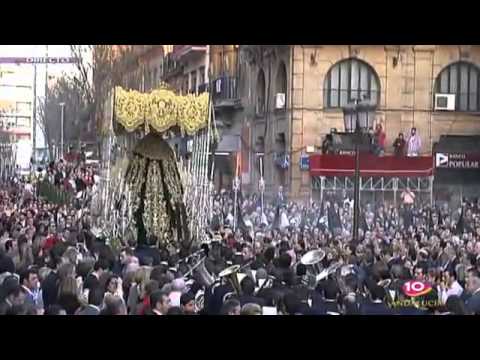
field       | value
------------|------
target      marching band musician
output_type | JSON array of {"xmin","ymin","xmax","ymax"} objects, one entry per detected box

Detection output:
[{"xmin": 360, "ymin": 279, "xmax": 393, "ymax": 315}]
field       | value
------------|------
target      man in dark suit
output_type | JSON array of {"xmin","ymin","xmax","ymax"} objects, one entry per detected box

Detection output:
[
  {"xmin": 360, "ymin": 280, "xmax": 393, "ymax": 315},
  {"xmin": 342, "ymin": 274, "xmax": 365, "ymax": 315},
  {"xmin": 207, "ymin": 279, "xmax": 234, "ymax": 315},
  {"xmin": 134, "ymin": 236, "xmax": 161, "ymax": 266},
  {"xmin": 237, "ymin": 276, "xmax": 265, "ymax": 307},
  {"xmin": 321, "ymin": 280, "xmax": 341, "ymax": 315},
  {"xmin": 84, "ymin": 258, "xmax": 109, "ymax": 292},
  {"xmin": 465, "ymin": 269, "xmax": 480, "ymax": 315},
  {"xmin": 0, "ymin": 277, "xmax": 24, "ymax": 315}
]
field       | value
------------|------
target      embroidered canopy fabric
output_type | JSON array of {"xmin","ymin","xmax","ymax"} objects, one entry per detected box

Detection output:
[
  {"xmin": 114, "ymin": 86, "xmax": 209, "ymax": 135},
  {"xmin": 125, "ymin": 133, "xmax": 190, "ymax": 248}
]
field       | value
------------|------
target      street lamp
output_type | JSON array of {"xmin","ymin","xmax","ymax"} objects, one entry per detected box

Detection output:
[
  {"xmin": 59, "ymin": 102, "xmax": 65, "ymax": 160},
  {"xmin": 348, "ymin": 99, "xmax": 374, "ymax": 243}
]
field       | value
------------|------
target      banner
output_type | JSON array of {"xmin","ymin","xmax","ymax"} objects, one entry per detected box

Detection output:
[{"xmin": 435, "ymin": 152, "xmax": 480, "ymax": 170}]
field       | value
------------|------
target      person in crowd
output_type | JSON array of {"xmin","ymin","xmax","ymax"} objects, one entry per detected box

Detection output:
[
  {"xmin": 241, "ymin": 303, "xmax": 262, "ymax": 315},
  {"xmin": 276, "ymin": 186, "xmax": 287, "ymax": 207},
  {"xmin": 445, "ymin": 295, "xmax": 470, "ymax": 315},
  {"xmin": 84, "ymin": 258, "xmax": 109, "ymax": 292},
  {"xmin": 2, "ymin": 156, "xmax": 480, "ymax": 316},
  {"xmin": 169, "ymin": 278, "xmax": 186, "ymax": 307},
  {"xmin": 57, "ymin": 276, "xmax": 82, "ymax": 315},
  {"xmin": 76, "ymin": 286, "xmax": 103, "ymax": 315},
  {"xmin": 407, "ymin": 127, "xmax": 422, "ymax": 157},
  {"xmin": 20, "ymin": 267, "xmax": 43, "ymax": 314},
  {"xmin": 438, "ymin": 268, "xmax": 463, "ymax": 304},
  {"xmin": 100, "ymin": 295, "xmax": 127, "ymax": 315},
  {"xmin": 148, "ymin": 290, "xmax": 171, "ymax": 315},
  {"xmin": 180, "ymin": 292, "xmax": 196, "ymax": 315},
  {"xmin": 393, "ymin": 132, "xmax": 406, "ymax": 157},
  {"xmin": 401, "ymin": 187, "xmax": 416, "ymax": 207},
  {"xmin": 44, "ymin": 304, "xmax": 67, "ymax": 315},
  {"xmin": 166, "ymin": 306, "xmax": 184, "ymax": 315},
  {"xmin": 220, "ymin": 299, "xmax": 241, "ymax": 315},
  {"xmin": 322, "ymin": 134, "xmax": 334, "ymax": 155},
  {"xmin": 373, "ymin": 123, "xmax": 386, "ymax": 156},
  {"xmin": 465, "ymin": 269, "xmax": 480, "ymax": 314},
  {"xmin": 0, "ymin": 277, "xmax": 25, "ymax": 315}
]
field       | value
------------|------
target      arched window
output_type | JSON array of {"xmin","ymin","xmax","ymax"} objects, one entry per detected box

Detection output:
[
  {"xmin": 256, "ymin": 69, "xmax": 266, "ymax": 116},
  {"xmin": 323, "ymin": 58, "xmax": 380, "ymax": 109},
  {"xmin": 435, "ymin": 61, "xmax": 480, "ymax": 112},
  {"xmin": 276, "ymin": 62, "xmax": 287, "ymax": 110}
]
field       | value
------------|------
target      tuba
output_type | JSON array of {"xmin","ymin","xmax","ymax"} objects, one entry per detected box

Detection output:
[
  {"xmin": 300, "ymin": 249, "xmax": 326, "ymax": 277},
  {"xmin": 182, "ymin": 247, "xmax": 217, "ymax": 287},
  {"xmin": 300, "ymin": 249, "xmax": 326, "ymax": 288},
  {"xmin": 219, "ymin": 265, "xmax": 243, "ymax": 302},
  {"xmin": 193, "ymin": 258, "xmax": 216, "ymax": 288}
]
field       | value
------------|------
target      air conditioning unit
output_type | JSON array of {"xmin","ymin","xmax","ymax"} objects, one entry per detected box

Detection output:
[
  {"xmin": 435, "ymin": 94, "xmax": 455, "ymax": 111},
  {"xmin": 275, "ymin": 93, "xmax": 286, "ymax": 109}
]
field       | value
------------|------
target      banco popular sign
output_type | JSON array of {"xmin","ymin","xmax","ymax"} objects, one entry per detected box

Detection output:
[{"xmin": 435, "ymin": 152, "xmax": 480, "ymax": 170}]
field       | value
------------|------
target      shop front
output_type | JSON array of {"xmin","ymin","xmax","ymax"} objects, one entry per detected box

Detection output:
[{"xmin": 433, "ymin": 135, "xmax": 480, "ymax": 206}]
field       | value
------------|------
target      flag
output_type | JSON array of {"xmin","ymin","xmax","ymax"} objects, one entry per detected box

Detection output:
[
  {"xmin": 272, "ymin": 205, "xmax": 281, "ymax": 229},
  {"xmin": 235, "ymin": 188, "xmax": 248, "ymax": 235},
  {"xmin": 235, "ymin": 151, "xmax": 241, "ymax": 179},
  {"xmin": 428, "ymin": 207, "xmax": 434, "ymax": 235},
  {"xmin": 455, "ymin": 206, "xmax": 464, "ymax": 235}
]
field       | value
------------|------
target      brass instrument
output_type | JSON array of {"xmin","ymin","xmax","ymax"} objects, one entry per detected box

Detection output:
[
  {"xmin": 254, "ymin": 275, "xmax": 280, "ymax": 295},
  {"xmin": 298, "ymin": 249, "xmax": 326, "ymax": 289},
  {"xmin": 316, "ymin": 262, "xmax": 342, "ymax": 282},
  {"xmin": 181, "ymin": 248, "xmax": 217, "ymax": 289},
  {"xmin": 219, "ymin": 265, "xmax": 243, "ymax": 302},
  {"xmin": 340, "ymin": 264, "xmax": 356, "ymax": 278},
  {"xmin": 300, "ymin": 249, "xmax": 326, "ymax": 277},
  {"xmin": 194, "ymin": 290, "xmax": 205, "ymax": 312}
]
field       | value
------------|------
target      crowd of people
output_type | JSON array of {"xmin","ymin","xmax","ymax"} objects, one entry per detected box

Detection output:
[{"xmin": 1, "ymin": 156, "xmax": 480, "ymax": 315}]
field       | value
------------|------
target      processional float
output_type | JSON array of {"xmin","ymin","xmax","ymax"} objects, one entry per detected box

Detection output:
[{"xmin": 92, "ymin": 85, "xmax": 217, "ymax": 252}]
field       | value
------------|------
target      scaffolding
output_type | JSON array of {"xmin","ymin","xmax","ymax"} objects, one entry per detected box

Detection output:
[{"xmin": 312, "ymin": 175, "xmax": 434, "ymax": 207}]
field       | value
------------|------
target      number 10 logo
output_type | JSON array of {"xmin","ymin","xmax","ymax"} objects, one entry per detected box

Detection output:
[{"xmin": 402, "ymin": 280, "xmax": 432, "ymax": 298}]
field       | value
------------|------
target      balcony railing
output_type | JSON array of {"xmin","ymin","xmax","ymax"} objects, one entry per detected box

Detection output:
[
  {"xmin": 173, "ymin": 45, "xmax": 207, "ymax": 59},
  {"xmin": 212, "ymin": 76, "xmax": 238, "ymax": 101},
  {"xmin": 162, "ymin": 53, "xmax": 182, "ymax": 78}
]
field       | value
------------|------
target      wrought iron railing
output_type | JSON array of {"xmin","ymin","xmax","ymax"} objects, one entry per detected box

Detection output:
[{"xmin": 212, "ymin": 76, "xmax": 238, "ymax": 101}]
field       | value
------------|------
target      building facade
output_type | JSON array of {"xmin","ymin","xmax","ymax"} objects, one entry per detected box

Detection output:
[
  {"xmin": 99, "ymin": 45, "xmax": 480, "ymax": 201},
  {"xmin": 0, "ymin": 69, "xmax": 33, "ymax": 143},
  {"xmin": 234, "ymin": 45, "xmax": 480, "ymax": 201}
]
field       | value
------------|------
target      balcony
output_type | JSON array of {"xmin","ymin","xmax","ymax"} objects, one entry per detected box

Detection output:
[
  {"xmin": 162, "ymin": 53, "xmax": 182, "ymax": 79},
  {"xmin": 173, "ymin": 45, "xmax": 207, "ymax": 60},
  {"xmin": 212, "ymin": 76, "xmax": 242, "ymax": 109}
]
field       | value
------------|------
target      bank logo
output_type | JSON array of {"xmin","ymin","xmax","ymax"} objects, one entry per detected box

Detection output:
[
  {"xmin": 436, "ymin": 153, "xmax": 449, "ymax": 168},
  {"xmin": 402, "ymin": 280, "xmax": 432, "ymax": 298}
]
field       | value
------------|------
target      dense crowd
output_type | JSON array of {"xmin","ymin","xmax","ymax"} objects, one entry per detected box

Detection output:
[{"xmin": 1, "ymin": 163, "xmax": 480, "ymax": 315}]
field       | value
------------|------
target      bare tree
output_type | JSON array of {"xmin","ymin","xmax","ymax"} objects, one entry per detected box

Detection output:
[
  {"xmin": 38, "ymin": 75, "xmax": 89, "ymax": 160},
  {"xmin": 69, "ymin": 45, "xmax": 138, "ymax": 141}
]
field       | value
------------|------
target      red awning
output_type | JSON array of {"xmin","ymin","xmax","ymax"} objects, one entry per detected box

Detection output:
[{"xmin": 309, "ymin": 153, "xmax": 434, "ymax": 178}]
